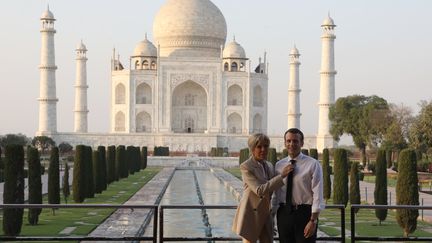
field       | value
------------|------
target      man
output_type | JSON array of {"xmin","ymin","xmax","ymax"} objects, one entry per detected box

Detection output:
[
  {"xmin": 272, "ymin": 128, "xmax": 325, "ymax": 243},
  {"xmin": 232, "ymin": 133, "xmax": 291, "ymax": 243}
]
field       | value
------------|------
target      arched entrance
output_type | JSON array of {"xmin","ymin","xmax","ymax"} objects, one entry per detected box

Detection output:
[{"xmin": 172, "ymin": 81, "xmax": 207, "ymax": 133}]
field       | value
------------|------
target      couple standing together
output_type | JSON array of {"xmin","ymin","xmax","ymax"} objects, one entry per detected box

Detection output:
[{"xmin": 232, "ymin": 128, "xmax": 325, "ymax": 243}]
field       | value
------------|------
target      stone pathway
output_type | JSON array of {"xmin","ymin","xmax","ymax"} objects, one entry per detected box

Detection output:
[{"xmin": 82, "ymin": 167, "xmax": 175, "ymax": 242}]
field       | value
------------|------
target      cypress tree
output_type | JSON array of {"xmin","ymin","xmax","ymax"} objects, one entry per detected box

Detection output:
[
  {"xmin": 350, "ymin": 162, "xmax": 361, "ymax": 213},
  {"xmin": 282, "ymin": 149, "xmax": 288, "ymax": 159},
  {"xmin": 217, "ymin": 147, "xmax": 224, "ymax": 157},
  {"xmin": 309, "ymin": 148, "xmax": 318, "ymax": 160},
  {"xmin": 85, "ymin": 146, "xmax": 94, "ymax": 198},
  {"xmin": 386, "ymin": 150, "xmax": 393, "ymax": 169},
  {"xmin": 107, "ymin": 145, "xmax": 116, "ymax": 183},
  {"xmin": 396, "ymin": 149, "xmax": 419, "ymax": 237},
  {"xmin": 62, "ymin": 162, "xmax": 70, "ymax": 204},
  {"xmin": 73, "ymin": 145, "xmax": 86, "ymax": 203},
  {"xmin": 116, "ymin": 146, "xmax": 127, "ymax": 179},
  {"xmin": 27, "ymin": 146, "xmax": 42, "ymax": 225},
  {"xmin": 239, "ymin": 148, "xmax": 249, "ymax": 165},
  {"xmin": 126, "ymin": 146, "xmax": 135, "ymax": 175},
  {"xmin": 92, "ymin": 150, "xmax": 102, "ymax": 194},
  {"xmin": 135, "ymin": 147, "xmax": 141, "ymax": 173},
  {"xmin": 98, "ymin": 146, "xmax": 107, "ymax": 191},
  {"xmin": 322, "ymin": 148, "xmax": 331, "ymax": 202},
  {"xmin": 267, "ymin": 148, "xmax": 277, "ymax": 165},
  {"xmin": 48, "ymin": 147, "xmax": 60, "ymax": 205},
  {"xmin": 3, "ymin": 145, "xmax": 25, "ymax": 236},
  {"xmin": 375, "ymin": 149, "xmax": 388, "ymax": 224},
  {"xmin": 301, "ymin": 149, "xmax": 309, "ymax": 156},
  {"xmin": 333, "ymin": 148, "xmax": 348, "ymax": 207},
  {"xmin": 141, "ymin": 146, "xmax": 148, "ymax": 170},
  {"xmin": 0, "ymin": 146, "xmax": 3, "ymax": 170}
]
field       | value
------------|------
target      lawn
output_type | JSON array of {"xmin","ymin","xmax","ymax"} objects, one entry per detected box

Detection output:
[{"xmin": 0, "ymin": 167, "xmax": 160, "ymax": 242}]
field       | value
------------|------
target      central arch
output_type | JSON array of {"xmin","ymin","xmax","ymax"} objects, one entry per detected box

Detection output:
[{"xmin": 171, "ymin": 81, "xmax": 208, "ymax": 133}]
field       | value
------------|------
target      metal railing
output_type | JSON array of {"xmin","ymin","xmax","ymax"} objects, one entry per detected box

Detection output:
[
  {"xmin": 0, "ymin": 203, "xmax": 346, "ymax": 242},
  {"xmin": 159, "ymin": 204, "xmax": 346, "ymax": 243},
  {"xmin": 0, "ymin": 204, "xmax": 158, "ymax": 242},
  {"xmin": 351, "ymin": 204, "xmax": 432, "ymax": 243}
]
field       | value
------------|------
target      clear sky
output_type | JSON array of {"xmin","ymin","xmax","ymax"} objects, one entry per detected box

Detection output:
[{"xmin": 1, "ymin": 0, "xmax": 431, "ymax": 145}]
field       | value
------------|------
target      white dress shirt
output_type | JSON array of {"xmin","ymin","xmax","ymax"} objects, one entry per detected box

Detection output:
[{"xmin": 271, "ymin": 153, "xmax": 325, "ymax": 213}]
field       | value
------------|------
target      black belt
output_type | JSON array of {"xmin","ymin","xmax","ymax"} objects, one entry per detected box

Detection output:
[{"xmin": 279, "ymin": 203, "xmax": 311, "ymax": 211}]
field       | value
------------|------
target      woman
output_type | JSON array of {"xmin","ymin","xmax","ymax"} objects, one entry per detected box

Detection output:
[{"xmin": 232, "ymin": 133, "xmax": 291, "ymax": 243}]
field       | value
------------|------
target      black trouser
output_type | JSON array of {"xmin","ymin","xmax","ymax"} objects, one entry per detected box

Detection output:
[{"xmin": 276, "ymin": 204, "xmax": 317, "ymax": 243}]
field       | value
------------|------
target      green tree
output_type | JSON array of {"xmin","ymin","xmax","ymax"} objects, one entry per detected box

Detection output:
[
  {"xmin": 97, "ymin": 146, "xmax": 107, "ymax": 191},
  {"xmin": 27, "ymin": 146, "xmax": 42, "ymax": 225},
  {"xmin": 0, "ymin": 134, "xmax": 30, "ymax": 147},
  {"xmin": 349, "ymin": 162, "xmax": 361, "ymax": 213},
  {"xmin": 322, "ymin": 148, "xmax": 331, "ymax": 202},
  {"xmin": 267, "ymin": 148, "xmax": 277, "ymax": 165},
  {"xmin": 92, "ymin": 150, "xmax": 102, "ymax": 194},
  {"xmin": 116, "ymin": 146, "xmax": 127, "ymax": 179},
  {"xmin": 62, "ymin": 162, "xmax": 70, "ymax": 204},
  {"xmin": 32, "ymin": 136, "xmax": 56, "ymax": 155},
  {"xmin": 73, "ymin": 145, "xmax": 86, "ymax": 203},
  {"xmin": 141, "ymin": 147, "xmax": 148, "ymax": 170},
  {"xmin": 382, "ymin": 104, "xmax": 412, "ymax": 160},
  {"xmin": 396, "ymin": 149, "xmax": 419, "ymax": 237},
  {"xmin": 48, "ymin": 147, "xmax": 60, "ymax": 205},
  {"xmin": 85, "ymin": 146, "xmax": 94, "ymax": 198},
  {"xmin": 309, "ymin": 148, "xmax": 318, "ymax": 160},
  {"xmin": 58, "ymin": 142, "xmax": 73, "ymax": 155},
  {"xmin": 409, "ymin": 100, "xmax": 432, "ymax": 156},
  {"xmin": 329, "ymin": 95, "xmax": 390, "ymax": 165},
  {"xmin": 239, "ymin": 148, "xmax": 249, "ymax": 165},
  {"xmin": 386, "ymin": 150, "xmax": 393, "ymax": 169},
  {"xmin": 374, "ymin": 149, "xmax": 388, "ymax": 225},
  {"xmin": 301, "ymin": 149, "xmax": 309, "ymax": 156},
  {"xmin": 333, "ymin": 148, "xmax": 348, "ymax": 206},
  {"xmin": 107, "ymin": 145, "xmax": 116, "ymax": 183},
  {"xmin": 3, "ymin": 145, "xmax": 25, "ymax": 236}
]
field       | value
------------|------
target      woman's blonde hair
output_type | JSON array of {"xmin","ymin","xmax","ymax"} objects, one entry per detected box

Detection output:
[{"xmin": 248, "ymin": 133, "xmax": 270, "ymax": 152}]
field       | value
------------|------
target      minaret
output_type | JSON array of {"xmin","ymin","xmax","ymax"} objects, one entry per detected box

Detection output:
[
  {"xmin": 74, "ymin": 41, "xmax": 89, "ymax": 133},
  {"xmin": 287, "ymin": 45, "xmax": 301, "ymax": 129},
  {"xmin": 317, "ymin": 14, "xmax": 337, "ymax": 150},
  {"xmin": 37, "ymin": 6, "xmax": 58, "ymax": 135}
]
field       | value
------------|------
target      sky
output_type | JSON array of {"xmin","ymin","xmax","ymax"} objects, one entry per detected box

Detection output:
[{"xmin": 0, "ymin": 0, "xmax": 431, "ymax": 145}]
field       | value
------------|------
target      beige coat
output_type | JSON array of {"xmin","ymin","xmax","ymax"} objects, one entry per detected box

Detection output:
[{"xmin": 232, "ymin": 157, "xmax": 284, "ymax": 242}]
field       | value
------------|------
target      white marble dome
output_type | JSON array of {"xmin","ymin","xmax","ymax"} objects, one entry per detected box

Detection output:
[
  {"xmin": 153, "ymin": 0, "xmax": 227, "ymax": 57},
  {"xmin": 223, "ymin": 39, "xmax": 246, "ymax": 59},
  {"xmin": 133, "ymin": 37, "xmax": 157, "ymax": 57},
  {"xmin": 41, "ymin": 9, "xmax": 55, "ymax": 20},
  {"xmin": 290, "ymin": 46, "xmax": 299, "ymax": 55},
  {"xmin": 322, "ymin": 15, "xmax": 336, "ymax": 27}
]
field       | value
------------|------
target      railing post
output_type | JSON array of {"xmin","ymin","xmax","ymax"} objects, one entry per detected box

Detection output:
[
  {"xmin": 159, "ymin": 206, "xmax": 164, "ymax": 243},
  {"xmin": 422, "ymin": 198, "xmax": 424, "ymax": 221},
  {"xmin": 153, "ymin": 205, "xmax": 158, "ymax": 243},
  {"xmin": 365, "ymin": 187, "xmax": 368, "ymax": 203},
  {"xmin": 341, "ymin": 206, "xmax": 345, "ymax": 243},
  {"xmin": 351, "ymin": 206, "xmax": 355, "ymax": 243}
]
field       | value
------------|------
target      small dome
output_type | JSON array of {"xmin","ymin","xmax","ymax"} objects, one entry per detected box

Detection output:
[
  {"xmin": 76, "ymin": 41, "xmax": 87, "ymax": 51},
  {"xmin": 290, "ymin": 46, "xmax": 300, "ymax": 56},
  {"xmin": 133, "ymin": 37, "xmax": 157, "ymax": 57},
  {"xmin": 223, "ymin": 39, "xmax": 246, "ymax": 59},
  {"xmin": 321, "ymin": 15, "xmax": 335, "ymax": 27},
  {"xmin": 41, "ymin": 8, "xmax": 55, "ymax": 20}
]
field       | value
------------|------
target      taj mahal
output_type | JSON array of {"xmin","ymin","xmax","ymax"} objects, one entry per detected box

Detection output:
[{"xmin": 36, "ymin": 0, "xmax": 336, "ymax": 152}]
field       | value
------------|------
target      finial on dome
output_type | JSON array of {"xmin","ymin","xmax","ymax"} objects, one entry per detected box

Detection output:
[
  {"xmin": 233, "ymin": 35, "xmax": 236, "ymax": 42},
  {"xmin": 145, "ymin": 32, "xmax": 148, "ymax": 40}
]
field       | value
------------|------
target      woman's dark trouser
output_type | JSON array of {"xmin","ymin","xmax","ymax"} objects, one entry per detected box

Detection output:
[{"xmin": 276, "ymin": 204, "xmax": 317, "ymax": 243}]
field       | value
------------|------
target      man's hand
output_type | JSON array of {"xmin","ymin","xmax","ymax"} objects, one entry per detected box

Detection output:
[
  {"xmin": 303, "ymin": 220, "xmax": 317, "ymax": 238},
  {"xmin": 281, "ymin": 164, "xmax": 295, "ymax": 178}
]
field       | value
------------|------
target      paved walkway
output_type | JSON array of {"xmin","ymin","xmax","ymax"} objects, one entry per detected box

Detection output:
[{"xmin": 84, "ymin": 167, "xmax": 175, "ymax": 242}]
